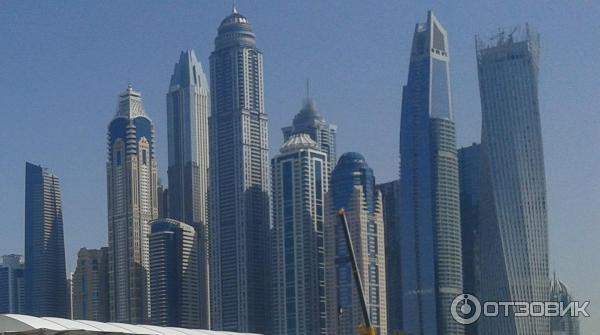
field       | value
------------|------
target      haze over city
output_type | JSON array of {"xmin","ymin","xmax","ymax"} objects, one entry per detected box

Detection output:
[{"xmin": 0, "ymin": 1, "xmax": 598, "ymax": 334}]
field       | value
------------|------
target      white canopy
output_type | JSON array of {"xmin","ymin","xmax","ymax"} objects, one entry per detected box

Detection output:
[{"xmin": 0, "ymin": 315, "xmax": 261, "ymax": 335}]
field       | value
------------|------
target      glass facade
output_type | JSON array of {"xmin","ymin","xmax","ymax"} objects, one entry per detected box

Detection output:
[
  {"xmin": 166, "ymin": 49, "xmax": 210, "ymax": 328},
  {"xmin": 209, "ymin": 8, "xmax": 270, "ymax": 333},
  {"xmin": 24, "ymin": 162, "xmax": 69, "ymax": 318},
  {"xmin": 375, "ymin": 180, "xmax": 402, "ymax": 334},
  {"xmin": 272, "ymin": 134, "xmax": 328, "ymax": 335},
  {"xmin": 0, "ymin": 255, "xmax": 25, "ymax": 314},
  {"xmin": 149, "ymin": 219, "xmax": 202, "ymax": 329},
  {"xmin": 107, "ymin": 86, "xmax": 158, "ymax": 323},
  {"xmin": 458, "ymin": 143, "xmax": 481, "ymax": 335},
  {"xmin": 477, "ymin": 26, "xmax": 549, "ymax": 335},
  {"xmin": 72, "ymin": 248, "xmax": 109, "ymax": 322},
  {"xmin": 399, "ymin": 11, "xmax": 463, "ymax": 335}
]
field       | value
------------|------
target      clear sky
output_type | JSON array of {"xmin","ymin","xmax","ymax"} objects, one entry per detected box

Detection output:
[{"xmin": 1, "ymin": 0, "xmax": 598, "ymax": 331}]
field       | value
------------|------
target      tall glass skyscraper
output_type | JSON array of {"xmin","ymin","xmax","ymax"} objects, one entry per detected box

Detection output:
[
  {"xmin": 24, "ymin": 162, "xmax": 69, "ymax": 318},
  {"xmin": 477, "ymin": 26, "xmax": 549, "ymax": 335},
  {"xmin": 282, "ymin": 97, "xmax": 337, "ymax": 175},
  {"xmin": 166, "ymin": 49, "xmax": 210, "ymax": 328},
  {"xmin": 107, "ymin": 85, "xmax": 158, "ymax": 323},
  {"xmin": 271, "ymin": 133, "xmax": 328, "ymax": 335},
  {"xmin": 209, "ymin": 6, "xmax": 270, "ymax": 333},
  {"xmin": 375, "ymin": 180, "xmax": 402, "ymax": 334},
  {"xmin": 399, "ymin": 11, "xmax": 463, "ymax": 335},
  {"xmin": 458, "ymin": 143, "xmax": 481, "ymax": 335},
  {"xmin": 326, "ymin": 153, "xmax": 387, "ymax": 335}
]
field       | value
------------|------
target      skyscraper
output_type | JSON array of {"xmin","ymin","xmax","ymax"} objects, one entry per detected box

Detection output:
[
  {"xmin": 282, "ymin": 95, "xmax": 337, "ymax": 175},
  {"xmin": 166, "ymin": 49, "xmax": 210, "ymax": 327},
  {"xmin": 477, "ymin": 26, "xmax": 549, "ymax": 335},
  {"xmin": 271, "ymin": 133, "xmax": 328, "ymax": 335},
  {"xmin": 209, "ymin": 6, "xmax": 270, "ymax": 333},
  {"xmin": 550, "ymin": 275, "xmax": 581, "ymax": 335},
  {"xmin": 107, "ymin": 85, "xmax": 159, "ymax": 323},
  {"xmin": 0, "ymin": 255, "xmax": 25, "ymax": 314},
  {"xmin": 398, "ymin": 11, "xmax": 464, "ymax": 335},
  {"xmin": 72, "ymin": 248, "xmax": 110, "ymax": 321},
  {"xmin": 24, "ymin": 162, "xmax": 69, "ymax": 318},
  {"xmin": 157, "ymin": 178, "xmax": 169, "ymax": 219},
  {"xmin": 458, "ymin": 143, "xmax": 481, "ymax": 335},
  {"xmin": 326, "ymin": 153, "xmax": 387, "ymax": 335},
  {"xmin": 149, "ymin": 219, "xmax": 203, "ymax": 328},
  {"xmin": 375, "ymin": 180, "xmax": 402, "ymax": 334}
]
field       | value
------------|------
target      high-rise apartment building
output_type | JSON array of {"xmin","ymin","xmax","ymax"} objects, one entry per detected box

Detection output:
[
  {"xmin": 375, "ymin": 180, "xmax": 402, "ymax": 334},
  {"xmin": 24, "ymin": 162, "xmax": 69, "ymax": 318},
  {"xmin": 0, "ymin": 255, "xmax": 25, "ymax": 314},
  {"xmin": 209, "ymin": 6, "xmax": 270, "ymax": 333},
  {"xmin": 398, "ymin": 11, "xmax": 464, "ymax": 335},
  {"xmin": 476, "ymin": 25, "xmax": 549, "ymax": 335},
  {"xmin": 149, "ymin": 219, "xmax": 203, "ymax": 328},
  {"xmin": 107, "ymin": 85, "xmax": 159, "ymax": 323},
  {"xmin": 282, "ymin": 97, "xmax": 336, "ymax": 175},
  {"xmin": 458, "ymin": 143, "xmax": 481, "ymax": 335},
  {"xmin": 271, "ymin": 133, "xmax": 328, "ymax": 335},
  {"xmin": 72, "ymin": 248, "xmax": 110, "ymax": 321},
  {"xmin": 326, "ymin": 153, "xmax": 387, "ymax": 335},
  {"xmin": 550, "ymin": 275, "xmax": 580, "ymax": 335},
  {"xmin": 166, "ymin": 49, "xmax": 210, "ymax": 327}
]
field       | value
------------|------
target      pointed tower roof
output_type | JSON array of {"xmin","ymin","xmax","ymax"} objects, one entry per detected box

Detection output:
[
  {"xmin": 169, "ymin": 49, "xmax": 209, "ymax": 91},
  {"xmin": 293, "ymin": 98, "xmax": 324, "ymax": 126},
  {"xmin": 115, "ymin": 84, "xmax": 147, "ymax": 119}
]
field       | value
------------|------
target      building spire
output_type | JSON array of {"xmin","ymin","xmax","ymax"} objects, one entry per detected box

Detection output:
[
  {"xmin": 232, "ymin": 0, "xmax": 238, "ymax": 14},
  {"xmin": 306, "ymin": 78, "xmax": 310, "ymax": 100}
]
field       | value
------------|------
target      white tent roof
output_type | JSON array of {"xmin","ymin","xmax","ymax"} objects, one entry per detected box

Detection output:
[{"xmin": 0, "ymin": 315, "xmax": 262, "ymax": 335}]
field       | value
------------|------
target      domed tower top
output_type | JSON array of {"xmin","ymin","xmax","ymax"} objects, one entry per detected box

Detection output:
[{"xmin": 215, "ymin": 4, "xmax": 256, "ymax": 50}]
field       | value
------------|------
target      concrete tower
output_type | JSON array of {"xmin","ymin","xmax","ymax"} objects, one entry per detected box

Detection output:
[
  {"xmin": 166, "ymin": 49, "xmax": 210, "ymax": 327},
  {"xmin": 107, "ymin": 85, "xmax": 158, "ymax": 323},
  {"xmin": 326, "ymin": 153, "xmax": 387, "ymax": 335},
  {"xmin": 271, "ymin": 134, "xmax": 328, "ymax": 335},
  {"xmin": 209, "ymin": 6, "xmax": 270, "ymax": 333},
  {"xmin": 72, "ymin": 248, "xmax": 110, "ymax": 321}
]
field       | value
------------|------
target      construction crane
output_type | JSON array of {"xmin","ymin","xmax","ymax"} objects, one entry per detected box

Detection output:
[{"xmin": 337, "ymin": 208, "xmax": 376, "ymax": 335}]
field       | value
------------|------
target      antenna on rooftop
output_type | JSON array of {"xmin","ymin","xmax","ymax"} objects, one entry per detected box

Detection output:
[{"xmin": 306, "ymin": 78, "xmax": 310, "ymax": 100}]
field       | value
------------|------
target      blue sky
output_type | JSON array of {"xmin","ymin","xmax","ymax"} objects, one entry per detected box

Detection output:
[{"xmin": 0, "ymin": 1, "xmax": 598, "ymax": 331}]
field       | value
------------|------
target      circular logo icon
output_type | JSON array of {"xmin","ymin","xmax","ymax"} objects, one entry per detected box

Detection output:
[{"xmin": 451, "ymin": 294, "xmax": 481, "ymax": 325}]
